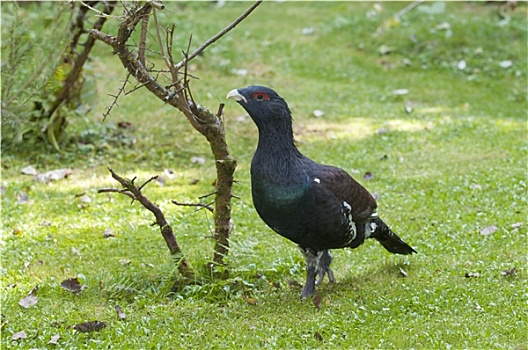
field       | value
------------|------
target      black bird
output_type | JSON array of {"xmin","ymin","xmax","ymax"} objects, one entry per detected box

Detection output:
[{"xmin": 227, "ymin": 86, "xmax": 416, "ymax": 299}]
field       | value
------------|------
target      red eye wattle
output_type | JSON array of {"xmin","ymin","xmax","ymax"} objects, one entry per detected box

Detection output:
[{"xmin": 253, "ymin": 92, "xmax": 270, "ymax": 101}]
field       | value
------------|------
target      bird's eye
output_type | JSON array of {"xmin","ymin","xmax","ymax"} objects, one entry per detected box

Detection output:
[{"xmin": 253, "ymin": 92, "xmax": 270, "ymax": 101}]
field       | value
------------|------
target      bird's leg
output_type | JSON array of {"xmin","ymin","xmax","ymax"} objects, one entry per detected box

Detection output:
[
  {"xmin": 300, "ymin": 247, "xmax": 318, "ymax": 299},
  {"xmin": 315, "ymin": 249, "xmax": 335, "ymax": 285}
]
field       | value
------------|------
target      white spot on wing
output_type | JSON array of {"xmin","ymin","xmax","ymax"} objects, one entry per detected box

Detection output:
[
  {"xmin": 313, "ymin": 178, "xmax": 321, "ymax": 184},
  {"xmin": 342, "ymin": 201, "xmax": 357, "ymax": 243}
]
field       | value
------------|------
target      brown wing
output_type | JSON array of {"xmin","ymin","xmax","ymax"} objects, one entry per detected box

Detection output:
[{"xmin": 314, "ymin": 165, "xmax": 377, "ymax": 224}]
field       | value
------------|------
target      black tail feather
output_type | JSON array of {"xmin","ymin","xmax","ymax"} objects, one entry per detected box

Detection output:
[{"xmin": 371, "ymin": 217, "xmax": 417, "ymax": 255}]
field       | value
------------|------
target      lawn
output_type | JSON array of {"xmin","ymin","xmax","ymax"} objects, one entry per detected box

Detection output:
[{"xmin": 1, "ymin": 1, "xmax": 527, "ymax": 349}]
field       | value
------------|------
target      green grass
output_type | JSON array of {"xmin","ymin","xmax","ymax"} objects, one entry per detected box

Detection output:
[{"xmin": 1, "ymin": 2, "xmax": 527, "ymax": 349}]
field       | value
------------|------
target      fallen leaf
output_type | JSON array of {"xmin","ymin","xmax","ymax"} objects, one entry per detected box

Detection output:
[
  {"xmin": 19, "ymin": 294, "xmax": 38, "ymax": 309},
  {"xmin": 457, "ymin": 60, "xmax": 467, "ymax": 70},
  {"xmin": 511, "ymin": 222, "xmax": 523, "ymax": 229},
  {"xmin": 34, "ymin": 168, "xmax": 73, "ymax": 183},
  {"xmin": 499, "ymin": 60, "xmax": 513, "ymax": 68},
  {"xmin": 480, "ymin": 225, "xmax": 498, "ymax": 236},
  {"xmin": 312, "ymin": 295, "xmax": 323, "ymax": 311},
  {"xmin": 48, "ymin": 333, "xmax": 60, "ymax": 345},
  {"xmin": 231, "ymin": 68, "xmax": 248, "ymax": 76},
  {"xmin": 244, "ymin": 297, "xmax": 257, "ymax": 306},
  {"xmin": 12, "ymin": 330, "xmax": 27, "ymax": 340},
  {"xmin": 191, "ymin": 156, "xmax": 206, "ymax": 165},
  {"xmin": 12, "ymin": 228, "xmax": 23, "ymax": 236},
  {"xmin": 363, "ymin": 172, "xmax": 375, "ymax": 181},
  {"xmin": 117, "ymin": 121, "xmax": 134, "ymax": 129},
  {"xmin": 314, "ymin": 331, "xmax": 324, "ymax": 342},
  {"xmin": 399, "ymin": 267, "xmax": 408, "ymax": 277},
  {"xmin": 21, "ymin": 165, "xmax": 38, "ymax": 176},
  {"xmin": 164, "ymin": 168, "xmax": 176, "ymax": 180},
  {"xmin": 392, "ymin": 89, "xmax": 409, "ymax": 96},
  {"xmin": 79, "ymin": 195, "xmax": 91, "ymax": 203},
  {"xmin": 16, "ymin": 191, "xmax": 29, "ymax": 204},
  {"xmin": 378, "ymin": 44, "xmax": 394, "ymax": 55},
  {"xmin": 302, "ymin": 27, "xmax": 316, "ymax": 35},
  {"xmin": 189, "ymin": 178, "xmax": 200, "ymax": 185},
  {"xmin": 501, "ymin": 267, "xmax": 517, "ymax": 277},
  {"xmin": 155, "ymin": 176, "xmax": 166, "ymax": 186},
  {"xmin": 465, "ymin": 272, "xmax": 480, "ymax": 278},
  {"xmin": 103, "ymin": 228, "xmax": 115, "ymax": 238},
  {"xmin": 312, "ymin": 110, "xmax": 325, "ymax": 118},
  {"xmin": 287, "ymin": 279, "xmax": 302, "ymax": 288},
  {"xmin": 71, "ymin": 247, "xmax": 80, "ymax": 255},
  {"xmin": 73, "ymin": 320, "xmax": 106, "ymax": 333},
  {"xmin": 115, "ymin": 305, "xmax": 126, "ymax": 320},
  {"xmin": 60, "ymin": 278, "xmax": 84, "ymax": 294},
  {"xmin": 119, "ymin": 259, "xmax": 131, "ymax": 265}
]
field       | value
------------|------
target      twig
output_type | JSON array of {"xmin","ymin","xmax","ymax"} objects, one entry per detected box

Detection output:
[
  {"xmin": 393, "ymin": 0, "xmax": 424, "ymax": 20},
  {"xmin": 98, "ymin": 188, "xmax": 136, "ymax": 201},
  {"xmin": 174, "ymin": 0, "xmax": 263, "ymax": 69},
  {"xmin": 152, "ymin": 7, "xmax": 178, "ymax": 82},
  {"xmin": 138, "ymin": 11, "xmax": 149, "ymax": 66},
  {"xmin": 172, "ymin": 200, "xmax": 214, "ymax": 213},
  {"xmin": 103, "ymin": 72, "xmax": 131, "ymax": 120},
  {"xmin": 98, "ymin": 168, "xmax": 195, "ymax": 279},
  {"xmin": 80, "ymin": 0, "xmax": 119, "ymax": 19}
]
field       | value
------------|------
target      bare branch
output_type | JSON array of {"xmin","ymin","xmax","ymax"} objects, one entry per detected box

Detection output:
[
  {"xmin": 103, "ymin": 72, "xmax": 131, "ymax": 120},
  {"xmin": 172, "ymin": 200, "xmax": 214, "ymax": 213},
  {"xmin": 393, "ymin": 0, "xmax": 424, "ymax": 20},
  {"xmin": 98, "ymin": 187, "xmax": 136, "ymax": 200},
  {"xmin": 99, "ymin": 168, "xmax": 195, "ymax": 279},
  {"xmin": 138, "ymin": 12, "xmax": 149, "ymax": 66},
  {"xmin": 175, "ymin": 0, "xmax": 263, "ymax": 69}
]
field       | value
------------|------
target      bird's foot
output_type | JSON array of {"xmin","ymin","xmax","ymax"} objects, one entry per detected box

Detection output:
[{"xmin": 315, "ymin": 250, "xmax": 335, "ymax": 285}]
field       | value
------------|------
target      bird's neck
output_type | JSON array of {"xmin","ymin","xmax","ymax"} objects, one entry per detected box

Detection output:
[{"xmin": 252, "ymin": 124, "xmax": 308, "ymax": 184}]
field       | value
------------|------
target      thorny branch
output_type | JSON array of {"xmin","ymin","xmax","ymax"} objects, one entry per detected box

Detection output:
[
  {"xmin": 90, "ymin": 1, "xmax": 261, "ymax": 267},
  {"xmin": 98, "ymin": 168, "xmax": 195, "ymax": 279},
  {"xmin": 174, "ymin": 0, "xmax": 263, "ymax": 69}
]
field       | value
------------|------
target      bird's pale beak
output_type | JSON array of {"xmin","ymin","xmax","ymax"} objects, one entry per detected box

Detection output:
[{"xmin": 226, "ymin": 89, "xmax": 247, "ymax": 103}]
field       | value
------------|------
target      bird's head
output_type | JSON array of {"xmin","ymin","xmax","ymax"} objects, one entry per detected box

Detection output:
[{"xmin": 226, "ymin": 85, "xmax": 293, "ymax": 131}]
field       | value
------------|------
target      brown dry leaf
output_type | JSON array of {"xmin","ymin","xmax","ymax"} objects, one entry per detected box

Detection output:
[
  {"xmin": 312, "ymin": 295, "xmax": 323, "ymax": 311},
  {"xmin": 314, "ymin": 331, "xmax": 324, "ymax": 342},
  {"xmin": 363, "ymin": 172, "xmax": 375, "ymax": 181},
  {"xmin": 287, "ymin": 279, "xmax": 302, "ymax": 288},
  {"xmin": 16, "ymin": 191, "xmax": 29, "ymax": 204},
  {"xmin": 480, "ymin": 225, "xmax": 498, "ymax": 236},
  {"xmin": 48, "ymin": 333, "xmax": 60, "ymax": 345},
  {"xmin": 501, "ymin": 267, "xmax": 517, "ymax": 277},
  {"xmin": 12, "ymin": 330, "xmax": 27, "ymax": 340},
  {"xmin": 19, "ymin": 287, "xmax": 39, "ymax": 308},
  {"xmin": 73, "ymin": 320, "xmax": 106, "ymax": 333},
  {"xmin": 12, "ymin": 228, "xmax": 23, "ymax": 236},
  {"xmin": 103, "ymin": 228, "xmax": 115, "ymax": 238},
  {"xmin": 60, "ymin": 278, "xmax": 84, "ymax": 294},
  {"xmin": 244, "ymin": 297, "xmax": 257, "ymax": 306}
]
